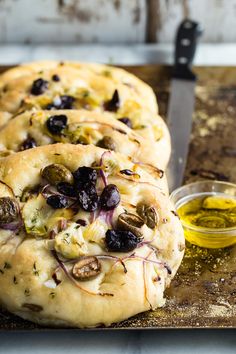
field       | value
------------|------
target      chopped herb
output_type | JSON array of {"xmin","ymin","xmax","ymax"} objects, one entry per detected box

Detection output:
[
  {"xmin": 4, "ymin": 262, "xmax": 11, "ymax": 269},
  {"xmin": 49, "ymin": 292, "xmax": 56, "ymax": 299},
  {"xmin": 102, "ymin": 70, "xmax": 112, "ymax": 77},
  {"xmin": 135, "ymin": 125, "xmax": 147, "ymax": 129},
  {"xmin": 0, "ymin": 269, "xmax": 4, "ymax": 274},
  {"xmin": 13, "ymin": 276, "xmax": 18, "ymax": 284},
  {"xmin": 82, "ymin": 90, "xmax": 90, "ymax": 98},
  {"xmin": 33, "ymin": 262, "xmax": 40, "ymax": 276},
  {"xmin": 24, "ymin": 288, "xmax": 30, "ymax": 297}
]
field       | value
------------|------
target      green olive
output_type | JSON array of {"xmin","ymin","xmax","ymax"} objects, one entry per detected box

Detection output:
[
  {"xmin": 0, "ymin": 197, "xmax": 19, "ymax": 225},
  {"xmin": 76, "ymin": 136, "xmax": 90, "ymax": 145},
  {"xmin": 117, "ymin": 212, "xmax": 144, "ymax": 238},
  {"xmin": 72, "ymin": 256, "xmax": 101, "ymax": 281},
  {"xmin": 97, "ymin": 136, "xmax": 116, "ymax": 151},
  {"xmin": 41, "ymin": 164, "xmax": 73, "ymax": 185},
  {"xmin": 136, "ymin": 203, "xmax": 158, "ymax": 229}
]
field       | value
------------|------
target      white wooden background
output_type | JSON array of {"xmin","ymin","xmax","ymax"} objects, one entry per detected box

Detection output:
[{"xmin": 0, "ymin": 0, "xmax": 235, "ymax": 43}]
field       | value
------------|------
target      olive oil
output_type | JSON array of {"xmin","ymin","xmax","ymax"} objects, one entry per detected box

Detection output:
[{"xmin": 177, "ymin": 194, "xmax": 236, "ymax": 248}]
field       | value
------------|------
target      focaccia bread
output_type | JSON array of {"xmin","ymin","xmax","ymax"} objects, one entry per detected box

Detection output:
[
  {"xmin": 0, "ymin": 109, "xmax": 170, "ymax": 171},
  {"xmin": 0, "ymin": 144, "xmax": 184, "ymax": 328},
  {"xmin": 0, "ymin": 61, "xmax": 157, "ymax": 112},
  {"xmin": 0, "ymin": 62, "xmax": 160, "ymax": 140}
]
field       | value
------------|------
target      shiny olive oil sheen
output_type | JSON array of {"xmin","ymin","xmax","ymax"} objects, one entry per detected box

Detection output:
[{"xmin": 177, "ymin": 193, "xmax": 236, "ymax": 248}]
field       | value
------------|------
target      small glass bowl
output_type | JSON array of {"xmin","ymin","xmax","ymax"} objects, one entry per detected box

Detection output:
[{"xmin": 170, "ymin": 180, "xmax": 236, "ymax": 248}]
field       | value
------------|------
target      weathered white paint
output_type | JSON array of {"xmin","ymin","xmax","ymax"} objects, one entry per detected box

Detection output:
[
  {"xmin": 157, "ymin": 0, "xmax": 236, "ymax": 43},
  {"xmin": 0, "ymin": 0, "xmax": 146, "ymax": 43},
  {"xmin": 0, "ymin": 0, "xmax": 235, "ymax": 44}
]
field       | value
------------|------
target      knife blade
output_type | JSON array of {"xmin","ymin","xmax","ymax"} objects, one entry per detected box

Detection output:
[{"xmin": 166, "ymin": 19, "xmax": 202, "ymax": 192}]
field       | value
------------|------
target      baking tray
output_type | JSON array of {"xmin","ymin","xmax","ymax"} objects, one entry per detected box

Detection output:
[{"xmin": 0, "ymin": 65, "xmax": 235, "ymax": 330}]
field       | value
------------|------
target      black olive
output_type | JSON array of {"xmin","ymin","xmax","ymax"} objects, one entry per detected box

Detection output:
[
  {"xmin": 45, "ymin": 95, "xmax": 75, "ymax": 110},
  {"xmin": 30, "ymin": 78, "xmax": 49, "ymax": 96},
  {"xmin": 58, "ymin": 95, "xmax": 75, "ymax": 109},
  {"xmin": 52, "ymin": 74, "xmax": 60, "ymax": 82},
  {"xmin": 104, "ymin": 89, "xmax": 120, "ymax": 112},
  {"xmin": 73, "ymin": 167, "xmax": 97, "ymax": 189},
  {"xmin": 76, "ymin": 219, "xmax": 87, "ymax": 226},
  {"xmin": 105, "ymin": 229, "xmax": 139, "ymax": 252},
  {"xmin": 45, "ymin": 103, "xmax": 55, "ymax": 110},
  {"xmin": 77, "ymin": 185, "xmax": 99, "ymax": 212},
  {"xmin": 118, "ymin": 117, "xmax": 132, "ymax": 129},
  {"xmin": 19, "ymin": 136, "xmax": 37, "ymax": 151},
  {"xmin": 46, "ymin": 195, "xmax": 69, "ymax": 209},
  {"xmin": 46, "ymin": 114, "xmax": 68, "ymax": 135},
  {"xmin": 46, "ymin": 95, "xmax": 75, "ymax": 110},
  {"xmin": 57, "ymin": 182, "xmax": 76, "ymax": 197},
  {"xmin": 120, "ymin": 169, "xmax": 135, "ymax": 176},
  {"xmin": 100, "ymin": 184, "xmax": 120, "ymax": 210}
]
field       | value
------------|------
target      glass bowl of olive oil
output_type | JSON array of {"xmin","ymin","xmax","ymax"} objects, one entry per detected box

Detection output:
[{"xmin": 170, "ymin": 180, "xmax": 236, "ymax": 248}]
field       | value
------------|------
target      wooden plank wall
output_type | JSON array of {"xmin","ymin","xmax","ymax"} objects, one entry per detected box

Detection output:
[{"xmin": 0, "ymin": 0, "xmax": 235, "ymax": 44}]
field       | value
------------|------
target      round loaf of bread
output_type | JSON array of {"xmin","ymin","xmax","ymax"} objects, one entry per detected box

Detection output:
[
  {"xmin": 0, "ymin": 63, "xmax": 165, "ymax": 152},
  {"xmin": 0, "ymin": 61, "xmax": 158, "ymax": 112},
  {"xmin": 0, "ymin": 144, "xmax": 184, "ymax": 328},
  {"xmin": 0, "ymin": 109, "xmax": 170, "ymax": 171}
]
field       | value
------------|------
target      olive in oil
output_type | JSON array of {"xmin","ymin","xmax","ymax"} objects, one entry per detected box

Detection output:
[{"xmin": 177, "ymin": 194, "xmax": 236, "ymax": 248}]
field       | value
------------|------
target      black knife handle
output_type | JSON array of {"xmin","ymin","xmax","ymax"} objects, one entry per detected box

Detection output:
[{"xmin": 173, "ymin": 19, "xmax": 202, "ymax": 81}]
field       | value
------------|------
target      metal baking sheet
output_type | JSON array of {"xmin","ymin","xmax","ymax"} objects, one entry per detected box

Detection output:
[{"xmin": 0, "ymin": 65, "xmax": 235, "ymax": 330}]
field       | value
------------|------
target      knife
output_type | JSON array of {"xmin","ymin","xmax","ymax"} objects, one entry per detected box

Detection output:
[{"xmin": 166, "ymin": 19, "xmax": 202, "ymax": 192}]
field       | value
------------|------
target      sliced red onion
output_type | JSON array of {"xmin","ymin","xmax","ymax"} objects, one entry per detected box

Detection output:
[
  {"xmin": 90, "ymin": 210, "xmax": 96, "ymax": 223},
  {"xmin": 136, "ymin": 234, "xmax": 158, "ymax": 248},
  {"xmin": 0, "ymin": 220, "xmax": 23, "ymax": 231},
  {"xmin": 142, "ymin": 257, "xmax": 153, "ymax": 310},
  {"xmin": 99, "ymin": 151, "xmax": 112, "ymax": 187},
  {"xmin": 132, "ymin": 161, "xmax": 164, "ymax": 179},
  {"xmin": 58, "ymin": 218, "xmax": 68, "ymax": 231},
  {"xmin": 123, "ymin": 252, "xmax": 171, "ymax": 275},
  {"xmin": 96, "ymin": 254, "xmax": 127, "ymax": 273},
  {"xmin": 0, "ymin": 180, "xmax": 15, "ymax": 197},
  {"xmin": 118, "ymin": 173, "xmax": 162, "ymax": 191},
  {"xmin": 100, "ymin": 169, "xmax": 108, "ymax": 187},
  {"xmin": 106, "ymin": 209, "xmax": 115, "ymax": 228},
  {"xmin": 49, "ymin": 218, "xmax": 68, "ymax": 240},
  {"xmin": 41, "ymin": 184, "xmax": 76, "ymax": 201},
  {"xmin": 53, "ymin": 253, "xmax": 128, "ymax": 274},
  {"xmin": 74, "ymin": 120, "xmax": 127, "ymax": 135}
]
